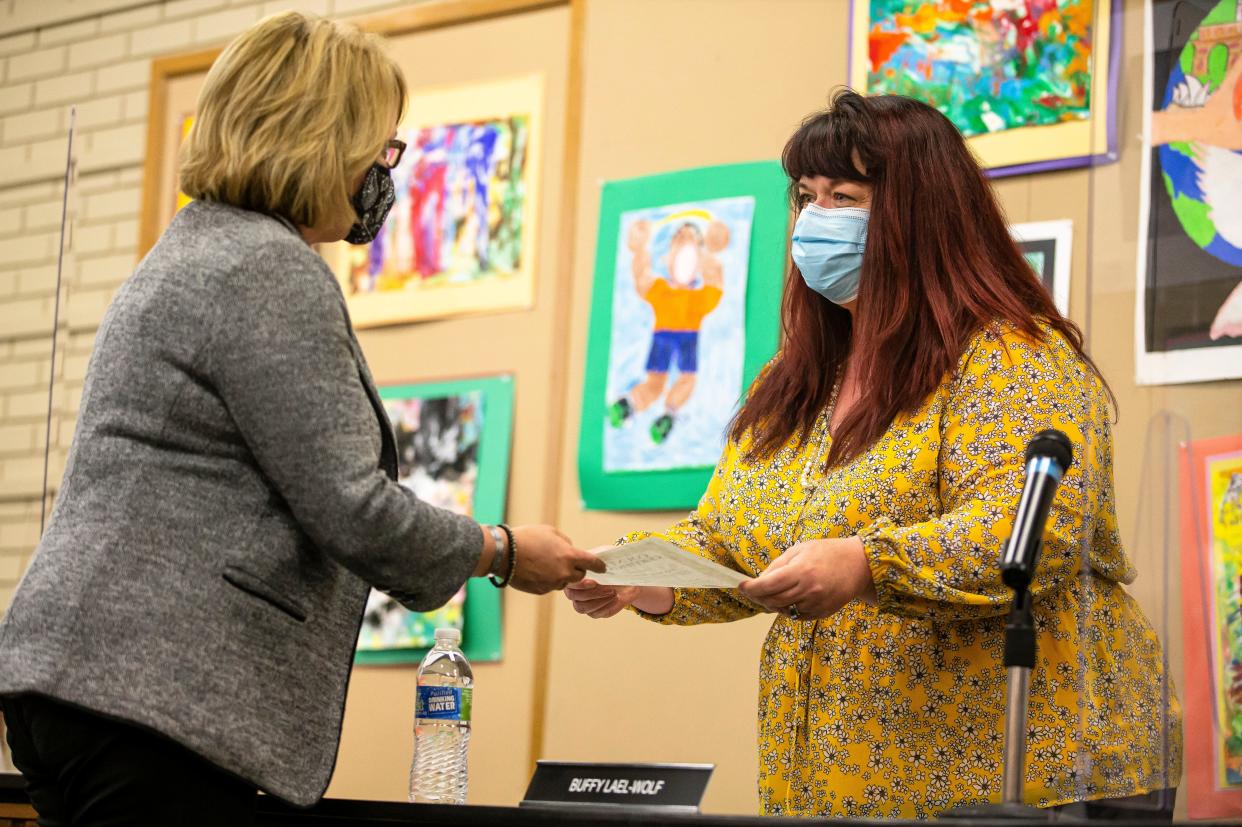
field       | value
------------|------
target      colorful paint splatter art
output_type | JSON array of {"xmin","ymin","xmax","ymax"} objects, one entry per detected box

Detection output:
[
  {"xmin": 329, "ymin": 75, "xmax": 543, "ymax": 328},
  {"xmin": 1181, "ymin": 435, "xmax": 1242, "ymax": 816},
  {"xmin": 1208, "ymin": 451, "xmax": 1242, "ymax": 788},
  {"xmin": 866, "ymin": 0, "xmax": 1095, "ymax": 138},
  {"xmin": 356, "ymin": 392, "xmax": 484, "ymax": 654},
  {"xmin": 346, "ymin": 116, "xmax": 530, "ymax": 296},
  {"xmin": 175, "ymin": 116, "xmax": 194, "ymax": 213}
]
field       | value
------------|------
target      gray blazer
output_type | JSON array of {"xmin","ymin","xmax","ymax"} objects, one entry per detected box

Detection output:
[{"xmin": 0, "ymin": 200, "xmax": 482, "ymax": 805}]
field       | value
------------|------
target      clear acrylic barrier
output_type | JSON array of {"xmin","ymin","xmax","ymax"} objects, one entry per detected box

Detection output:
[
  {"xmin": 1073, "ymin": 0, "xmax": 1242, "ymax": 817},
  {"xmin": 1, "ymin": 107, "xmax": 76, "ymax": 777},
  {"xmin": 43, "ymin": 106, "xmax": 79, "ymax": 533},
  {"xmin": 978, "ymin": 399, "xmax": 1179, "ymax": 819},
  {"xmin": 1051, "ymin": 411, "xmax": 1183, "ymax": 818}
]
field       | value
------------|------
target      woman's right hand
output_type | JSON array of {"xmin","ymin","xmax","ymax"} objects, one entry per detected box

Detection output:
[
  {"xmin": 564, "ymin": 575, "xmax": 674, "ymax": 619},
  {"xmin": 509, "ymin": 525, "xmax": 605, "ymax": 595}
]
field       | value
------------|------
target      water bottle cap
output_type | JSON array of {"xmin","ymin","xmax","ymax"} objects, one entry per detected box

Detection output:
[{"xmin": 434, "ymin": 627, "xmax": 461, "ymax": 643}]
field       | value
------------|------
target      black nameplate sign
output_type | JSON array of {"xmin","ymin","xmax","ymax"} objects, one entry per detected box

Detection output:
[{"xmin": 521, "ymin": 761, "xmax": 714, "ymax": 813}]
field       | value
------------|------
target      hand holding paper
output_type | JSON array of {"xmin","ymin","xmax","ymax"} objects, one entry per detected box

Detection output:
[{"xmin": 590, "ymin": 538, "xmax": 751, "ymax": 588}]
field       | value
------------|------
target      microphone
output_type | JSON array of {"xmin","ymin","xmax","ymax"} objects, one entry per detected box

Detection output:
[{"xmin": 998, "ymin": 429, "xmax": 1073, "ymax": 591}]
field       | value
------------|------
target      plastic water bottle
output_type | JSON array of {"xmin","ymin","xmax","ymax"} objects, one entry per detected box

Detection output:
[{"xmin": 409, "ymin": 627, "xmax": 472, "ymax": 804}]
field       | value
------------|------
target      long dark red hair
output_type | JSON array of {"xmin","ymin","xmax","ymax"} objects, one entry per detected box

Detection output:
[{"xmin": 730, "ymin": 90, "xmax": 1106, "ymax": 467}]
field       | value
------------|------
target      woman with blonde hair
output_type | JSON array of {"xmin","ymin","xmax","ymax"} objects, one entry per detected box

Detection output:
[{"xmin": 0, "ymin": 12, "xmax": 602, "ymax": 824}]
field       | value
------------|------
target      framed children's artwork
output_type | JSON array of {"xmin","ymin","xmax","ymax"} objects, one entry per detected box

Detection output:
[
  {"xmin": 324, "ymin": 74, "xmax": 545, "ymax": 328},
  {"xmin": 1011, "ymin": 219, "xmax": 1072, "ymax": 317},
  {"xmin": 138, "ymin": 47, "xmax": 217, "ymax": 256},
  {"xmin": 1179, "ymin": 432, "xmax": 1242, "ymax": 817},
  {"xmin": 355, "ymin": 374, "xmax": 515, "ymax": 665},
  {"xmin": 1136, "ymin": 0, "xmax": 1242, "ymax": 385},
  {"xmin": 577, "ymin": 161, "xmax": 788, "ymax": 512},
  {"xmin": 848, "ymin": 0, "xmax": 1120, "ymax": 176}
]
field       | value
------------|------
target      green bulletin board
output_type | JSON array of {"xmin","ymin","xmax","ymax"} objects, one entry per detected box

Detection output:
[
  {"xmin": 355, "ymin": 374, "xmax": 514, "ymax": 665},
  {"xmin": 578, "ymin": 161, "xmax": 788, "ymax": 511}
]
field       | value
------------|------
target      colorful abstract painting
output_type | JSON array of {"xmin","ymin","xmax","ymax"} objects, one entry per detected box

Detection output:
[
  {"xmin": 1208, "ymin": 449, "xmax": 1242, "ymax": 789},
  {"xmin": 1137, "ymin": 0, "xmax": 1242, "ymax": 384},
  {"xmin": 579, "ymin": 163, "xmax": 787, "ymax": 511},
  {"xmin": 355, "ymin": 376, "xmax": 514, "ymax": 665},
  {"xmin": 176, "ymin": 116, "xmax": 193, "ymax": 213},
  {"xmin": 1180, "ymin": 434, "xmax": 1242, "ymax": 817},
  {"xmin": 601, "ymin": 197, "xmax": 754, "ymax": 474},
  {"xmin": 328, "ymin": 76, "xmax": 544, "ymax": 327},
  {"xmin": 346, "ymin": 117, "xmax": 528, "ymax": 295},
  {"xmin": 849, "ymin": 0, "xmax": 1118, "ymax": 175},
  {"xmin": 867, "ymin": 0, "xmax": 1093, "ymax": 136}
]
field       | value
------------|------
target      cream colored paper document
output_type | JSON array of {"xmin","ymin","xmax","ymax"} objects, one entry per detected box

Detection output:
[{"xmin": 592, "ymin": 538, "xmax": 751, "ymax": 588}]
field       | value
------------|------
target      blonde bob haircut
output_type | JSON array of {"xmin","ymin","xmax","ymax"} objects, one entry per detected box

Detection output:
[{"xmin": 179, "ymin": 11, "xmax": 406, "ymax": 232}]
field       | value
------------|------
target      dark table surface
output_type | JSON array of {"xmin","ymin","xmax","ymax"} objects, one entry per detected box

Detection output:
[{"xmin": 0, "ymin": 773, "xmax": 1221, "ymax": 826}]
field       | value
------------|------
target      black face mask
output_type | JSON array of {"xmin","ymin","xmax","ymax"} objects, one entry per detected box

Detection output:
[{"xmin": 344, "ymin": 163, "xmax": 396, "ymax": 245}]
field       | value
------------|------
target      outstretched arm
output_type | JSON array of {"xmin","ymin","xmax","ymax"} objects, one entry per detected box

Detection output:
[
  {"xmin": 1151, "ymin": 56, "xmax": 1242, "ymax": 149},
  {"xmin": 564, "ymin": 439, "xmax": 762, "ymax": 626},
  {"xmin": 701, "ymin": 221, "xmax": 729, "ymax": 289},
  {"xmin": 1210, "ymin": 280, "xmax": 1242, "ymax": 340},
  {"xmin": 627, "ymin": 219, "xmax": 657, "ymax": 296}
]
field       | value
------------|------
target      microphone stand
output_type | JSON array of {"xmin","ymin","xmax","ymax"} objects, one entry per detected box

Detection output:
[
  {"xmin": 998, "ymin": 586, "xmax": 1042, "ymax": 816},
  {"xmin": 939, "ymin": 570, "xmax": 1054, "ymax": 821}
]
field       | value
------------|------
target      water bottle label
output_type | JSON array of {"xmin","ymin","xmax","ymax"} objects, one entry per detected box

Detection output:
[{"xmin": 416, "ymin": 686, "xmax": 472, "ymax": 721}]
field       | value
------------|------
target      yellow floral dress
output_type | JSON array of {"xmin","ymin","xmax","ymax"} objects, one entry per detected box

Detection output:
[{"xmin": 631, "ymin": 321, "xmax": 1182, "ymax": 818}]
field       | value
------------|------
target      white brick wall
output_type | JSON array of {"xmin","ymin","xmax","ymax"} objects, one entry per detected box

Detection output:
[
  {"xmin": 1, "ymin": 1, "xmax": 139, "ymax": 39},
  {"xmin": 129, "ymin": 19, "xmax": 195, "ymax": 57},
  {"xmin": 7, "ymin": 45, "xmax": 69, "ymax": 82},
  {"xmin": 0, "ymin": 0, "xmax": 415, "ymax": 615},
  {"xmin": 38, "ymin": 19, "xmax": 102, "ymax": 47},
  {"xmin": 0, "ymin": 84, "xmax": 35, "ymax": 116},
  {"xmin": 68, "ymin": 33, "xmax": 127, "ymax": 70},
  {"xmin": 0, "ymin": 34, "xmax": 38, "ymax": 56}
]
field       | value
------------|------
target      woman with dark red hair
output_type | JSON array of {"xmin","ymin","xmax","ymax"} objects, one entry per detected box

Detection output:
[{"xmin": 565, "ymin": 91, "xmax": 1181, "ymax": 818}]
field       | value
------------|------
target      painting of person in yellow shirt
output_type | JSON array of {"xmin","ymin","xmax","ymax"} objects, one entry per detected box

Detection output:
[
  {"xmin": 602, "ymin": 195, "xmax": 755, "ymax": 474},
  {"xmin": 608, "ymin": 218, "xmax": 729, "ymax": 444}
]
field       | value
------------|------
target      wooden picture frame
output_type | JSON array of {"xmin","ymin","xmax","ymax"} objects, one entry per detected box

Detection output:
[{"xmin": 137, "ymin": 0, "xmax": 566, "ymax": 258}]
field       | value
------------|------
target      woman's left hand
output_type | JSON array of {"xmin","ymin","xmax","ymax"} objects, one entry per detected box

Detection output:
[{"xmin": 738, "ymin": 537, "xmax": 877, "ymax": 620}]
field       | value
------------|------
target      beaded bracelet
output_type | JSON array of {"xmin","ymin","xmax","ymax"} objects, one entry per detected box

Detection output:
[{"xmin": 489, "ymin": 523, "xmax": 518, "ymax": 588}]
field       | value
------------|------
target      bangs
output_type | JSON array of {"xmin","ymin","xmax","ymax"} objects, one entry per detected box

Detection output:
[{"xmin": 780, "ymin": 98, "xmax": 873, "ymax": 202}]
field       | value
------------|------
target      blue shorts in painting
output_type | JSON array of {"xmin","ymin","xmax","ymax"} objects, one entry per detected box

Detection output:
[{"xmin": 645, "ymin": 330, "xmax": 699, "ymax": 374}]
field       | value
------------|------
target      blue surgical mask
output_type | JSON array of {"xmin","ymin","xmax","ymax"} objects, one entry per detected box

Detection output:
[{"xmin": 790, "ymin": 204, "xmax": 868, "ymax": 304}]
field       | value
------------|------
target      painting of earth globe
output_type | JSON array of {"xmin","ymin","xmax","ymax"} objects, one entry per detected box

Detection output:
[
  {"xmin": 1141, "ymin": 0, "xmax": 1242, "ymax": 382},
  {"xmin": 1158, "ymin": 0, "xmax": 1242, "ymax": 267}
]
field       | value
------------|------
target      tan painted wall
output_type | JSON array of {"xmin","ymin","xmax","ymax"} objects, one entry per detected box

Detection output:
[
  {"xmin": 0, "ymin": 0, "xmax": 1239, "ymax": 819},
  {"xmin": 541, "ymin": 0, "xmax": 1240, "ymax": 816},
  {"xmin": 326, "ymin": 4, "xmax": 574, "ymax": 806},
  {"xmin": 543, "ymin": 0, "xmax": 852, "ymax": 815}
]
